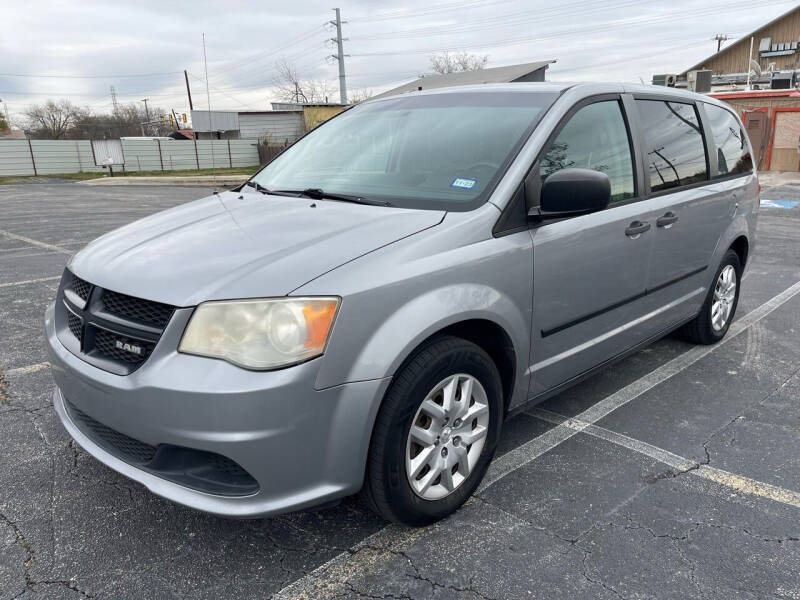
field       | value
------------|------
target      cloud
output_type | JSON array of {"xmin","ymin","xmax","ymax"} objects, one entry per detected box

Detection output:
[{"xmin": 2, "ymin": 0, "xmax": 795, "ymax": 120}]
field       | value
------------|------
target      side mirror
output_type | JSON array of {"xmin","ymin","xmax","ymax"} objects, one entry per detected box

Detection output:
[{"xmin": 530, "ymin": 168, "xmax": 611, "ymax": 219}]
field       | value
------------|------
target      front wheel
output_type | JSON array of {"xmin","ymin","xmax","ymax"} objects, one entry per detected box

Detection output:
[
  {"xmin": 678, "ymin": 249, "xmax": 741, "ymax": 344},
  {"xmin": 361, "ymin": 336, "xmax": 503, "ymax": 526}
]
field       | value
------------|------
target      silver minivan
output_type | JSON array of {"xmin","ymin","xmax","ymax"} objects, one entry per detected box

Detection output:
[{"xmin": 45, "ymin": 83, "xmax": 757, "ymax": 525}]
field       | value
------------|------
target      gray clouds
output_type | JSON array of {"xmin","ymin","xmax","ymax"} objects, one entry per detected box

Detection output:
[{"xmin": 1, "ymin": 0, "xmax": 795, "ymax": 121}]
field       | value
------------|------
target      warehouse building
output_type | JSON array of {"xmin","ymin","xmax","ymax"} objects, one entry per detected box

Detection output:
[
  {"xmin": 372, "ymin": 60, "xmax": 556, "ymax": 100},
  {"xmin": 191, "ymin": 103, "xmax": 347, "ymax": 142}
]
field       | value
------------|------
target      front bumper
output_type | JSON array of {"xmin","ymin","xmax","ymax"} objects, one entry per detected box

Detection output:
[{"xmin": 45, "ymin": 302, "xmax": 391, "ymax": 518}]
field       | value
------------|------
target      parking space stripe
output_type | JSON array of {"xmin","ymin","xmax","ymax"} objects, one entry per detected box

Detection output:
[
  {"xmin": 0, "ymin": 276, "xmax": 60, "ymax": 289},
  {"xmin": 530, "ymin": 408, "xmax": 800, "ymax": 509},
  {"xmin": 273, "ymin": 525, "xmax": 425, "ymax": 600},
  {"xmin": 481, "ymin": 278, "xmax": 800, "ymax": 493},
  {"xmin": 273, "ymin": 278, "xmax": 800, "ymax": 599},
  {"xmin": 4, "ymin": 362, "xmax": 50, "ymax": 377},
  {"xmin": 0, "ymin": 229, "xmax": 72, "ymax": 254}
]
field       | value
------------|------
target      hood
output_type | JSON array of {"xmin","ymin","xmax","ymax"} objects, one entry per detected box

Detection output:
[{"xmin": 69, "ymin": 190, "xmax": 444, "ymax": 306}]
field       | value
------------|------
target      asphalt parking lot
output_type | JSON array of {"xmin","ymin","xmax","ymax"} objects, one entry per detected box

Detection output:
[{"xmin": 1, "ymin": 182, "xmax": 799, "ymax": 600}]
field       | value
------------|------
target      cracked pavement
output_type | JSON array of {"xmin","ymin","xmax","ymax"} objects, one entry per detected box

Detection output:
[{"xmin": 1, "ymin": 182, "xmax": 800, "ymax": 599}]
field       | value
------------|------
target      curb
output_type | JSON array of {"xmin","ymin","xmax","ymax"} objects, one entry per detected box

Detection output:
[{"xmin": 78, "ymin": 176, "xmax": 249, "ymax": 187}]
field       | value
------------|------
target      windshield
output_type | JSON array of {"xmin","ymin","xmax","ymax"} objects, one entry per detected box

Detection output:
[{"xmin": 250, "ymin": 91, "xmax": 558, "ymax": 211}]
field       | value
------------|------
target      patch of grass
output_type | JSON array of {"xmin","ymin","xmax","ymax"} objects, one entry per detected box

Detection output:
[{"xmin": 0, "ymin": 166, "xmax": 257, "ymax": 185}]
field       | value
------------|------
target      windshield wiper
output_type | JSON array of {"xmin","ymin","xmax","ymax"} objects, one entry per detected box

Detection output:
[
  {"xmin": 242, "ymin": 181, "xmax": 301, "ymax": 197},
  {"xmin": 277, "ymin": 188, "xmax": 392, "ymax": 207},
  {"xmin": 244, "ymin": 180, "xmax": 271, "ymax": 193}
]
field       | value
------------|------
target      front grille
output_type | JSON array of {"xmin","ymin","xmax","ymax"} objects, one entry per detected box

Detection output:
[
  {"xmin": 94, "ymin": 329, "xmax": 153, "ymax": 364},
  {"xmin": 67, "ymin": 401, "xmax": 157, "ymax": 463},
  {"xmin": 64, "ymin": 398, "xmax": 259, "ymax": 496},
  {"xmin": 102, "ymin": 290, "xmax": 174, "ymax": 329},
  {"xmin": 67, "ymin": 312, "xmax": 83, "ymax": 342},
  {"xmin": 70, "ymin": 274, "xmax": 91, "ymax": 301},
  {"xmin": 56, "ymin": 269, "xmax": 176, "ymax": 375}
]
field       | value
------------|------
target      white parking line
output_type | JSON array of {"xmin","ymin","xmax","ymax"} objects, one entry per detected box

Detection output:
[
  {"xmin": 274, "ymin": 279, "xmax": 800, "ymax": 599},
  {"xmin": 530, "ymin": 408, "xmax": 800, "ymax": 509},
  {"xmin": 0, "ymin": 229, "xmax": 72, "ymax": 255},
  {"xmin": 480, "ymin": 278, "xmax": 800, "ymax": 492},
  {"xmin": 0, "ymin": 276, "xmax": 60, "ymax": 289}
]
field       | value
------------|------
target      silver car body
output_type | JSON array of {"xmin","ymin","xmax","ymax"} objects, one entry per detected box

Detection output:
[{"xmin": 45, "ymin": 82, "xmax": 758, "ymax": 517}]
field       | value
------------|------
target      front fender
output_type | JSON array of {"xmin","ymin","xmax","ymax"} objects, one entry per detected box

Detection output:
[
  {"xmin": 296, "ymin": 209, "xmax": 534, "ymax": 405},
  {"xmin": 336, "ymin": 283, "xmax": 529, "ymax": 400}
]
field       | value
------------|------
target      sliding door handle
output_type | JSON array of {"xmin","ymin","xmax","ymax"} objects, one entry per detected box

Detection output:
[
  {"xmin": 656, "ymin": 211, "xmax": 679, "ymax": 228},
  {"xmin": 625, "ymin": 221, "xmax": 651, "ymax": 237}
]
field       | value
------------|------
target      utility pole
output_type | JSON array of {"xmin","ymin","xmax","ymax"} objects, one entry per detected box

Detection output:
[
  {"xmin": 110, "ymin": 86, "xmax": 119, "ymax": 114},
  {"xmin": 141, "ymin": 98, "xmax": 151, "ymax": 136},
  {"xmin": 713, "ymin": 34, "xmax": 729, "ymax": 53},
  {"xmin": 330, "ymin": 8, "xmax": 348, "ymax": 104},
  {"xmin": 184, "ymin": 69, "xmax": 194, "ymax": 110}
]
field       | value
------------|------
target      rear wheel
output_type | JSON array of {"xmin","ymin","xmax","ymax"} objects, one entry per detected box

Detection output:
[
  {"xmin": 361, "ymin": 336, "xmax": 503, "ymax": 526},
  {"xmin": 678, "ymin": 249, "xmax": 741, "ymax": 344}
]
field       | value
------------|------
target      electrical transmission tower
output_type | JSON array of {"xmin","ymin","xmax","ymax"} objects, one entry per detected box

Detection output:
[
  {"xmin": 330, "ymin": 8, "xmax": 349, "ymax": 104},
  {"xmin": 110, "ymin": 86, "xmax": 119, "ymax": 114}
]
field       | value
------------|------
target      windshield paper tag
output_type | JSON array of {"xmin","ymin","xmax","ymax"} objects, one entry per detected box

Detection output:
[{"xmin": 451, "ymin": 177, "xmax": 477, "ymax": 190}]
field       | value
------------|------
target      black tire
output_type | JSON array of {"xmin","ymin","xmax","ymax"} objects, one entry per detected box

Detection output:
[
  {"xmin": 361, "ymin": 335, "xmax": 503, "ymax": 526},
  {"xmin": 678, "ymin": 249, "xmax": 742, "ymax": 345}
]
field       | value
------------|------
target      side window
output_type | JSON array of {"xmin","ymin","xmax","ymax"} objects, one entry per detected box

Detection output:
[
  {"xmin": 540, "ymin": 100, "xmax": 634, "ymax": 203},
  {"xmin": 636, "ymin": 100, "xmax": 708, "ymax": 192},
  {"xmin": 703, "ymin": 103, "xmax": 753, "ymax": 177}
]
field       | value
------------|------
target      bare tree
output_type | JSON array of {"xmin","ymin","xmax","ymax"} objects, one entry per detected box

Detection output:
[
  {"xmin": 430, "ymin": 51, "xmax": 489, "ymax": 74},
  {"xmin": 348, "ymin": 88, "xmax": 374, "ymax": 104},
  {"xmin": 23, "ymin": 99, "xmax": 89, "ymax": 139},
  {"xmin": 272, "ymin": 58, "xmax": 337, "ymax": 104},
  {"xmin": 22, "ymin": 100, "xmax": 175, "ymax": 139}
]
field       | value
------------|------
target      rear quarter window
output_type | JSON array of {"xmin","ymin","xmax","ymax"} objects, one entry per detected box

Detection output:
[
  {"xmin": 636, "ymin": 100, "xmax": 708, "ymax": 192},
  {"xmin": 703, "ymin": 103, "xmax": 753, "ymax": 177}
]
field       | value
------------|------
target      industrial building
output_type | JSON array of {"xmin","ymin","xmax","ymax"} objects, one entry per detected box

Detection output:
[
  {"xmin": 655, "ymin": 5, "xmax": 800, "ymax": 171},
  {"xmin": 190, "ymin": 103, "xmax": 347, "ymax": 142},
  {"xmin": 372, "ymin": 60, "xmax": 556, "ymax": 99}
]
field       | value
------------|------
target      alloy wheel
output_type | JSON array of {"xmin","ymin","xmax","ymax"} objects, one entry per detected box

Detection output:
[
  {"xmin": 405, "ymin": 373, "xmax": 490, "ymax": 500},
  {"xmin": 711, "ymin": 264, "xmax": 737, "ymax": 331}
]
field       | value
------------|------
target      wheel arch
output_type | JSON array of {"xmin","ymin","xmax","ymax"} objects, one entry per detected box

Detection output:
[
  {"xmin": 399, "ymin": 319, "xmax": 518, "ymax": 415},
  {"xmin": 730, "ymin": 234, "xmax": 749, "ymax": 268}
]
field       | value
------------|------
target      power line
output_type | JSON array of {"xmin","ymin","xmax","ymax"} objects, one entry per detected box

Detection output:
[
  {"xmin": 187, "ymin": 72, "xmax": 260, "ymax": 110},
  {"xmin": 349, "ymin": 0, "xmax": 790, "ymax": 57},
  {"xmin": 204, "ymin": 25, "xmax": 326, "ymax": 83},
  {"xmin": 0, "ymin": 71, "xmax": 181, "ymax": 79},
  {"xmin": 348, "ymin": 0, "xmax": 508, "ymax": 23}
]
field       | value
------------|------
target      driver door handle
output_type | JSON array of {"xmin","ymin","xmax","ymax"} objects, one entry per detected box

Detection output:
[
  {"xmin": 656, "ymin": 211, "xmax": 679, "ymax": 228},
  {"xmin": 625, "ymin": 220, "xmax": 651, "ymax": 237}
]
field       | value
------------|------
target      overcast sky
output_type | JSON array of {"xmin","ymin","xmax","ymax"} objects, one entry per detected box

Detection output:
[{"xmin": 2, "ymin": 0, "xmax": 796, "ymax": 123}]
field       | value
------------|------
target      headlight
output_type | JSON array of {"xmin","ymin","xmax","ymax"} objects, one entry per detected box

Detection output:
[{"xmin": 178, "ymin": 297, "xmax": 339, "ymax": 370}]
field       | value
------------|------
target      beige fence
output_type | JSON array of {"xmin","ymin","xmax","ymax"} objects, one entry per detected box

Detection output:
[{"xmin": 0, "ymin": 139, "xmax": 260, "ymax": 177}]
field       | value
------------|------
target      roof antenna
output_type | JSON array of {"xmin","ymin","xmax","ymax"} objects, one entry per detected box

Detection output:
[{"xmin": 202, "ymin": 33, "xmax": 217, "ymax": 192}]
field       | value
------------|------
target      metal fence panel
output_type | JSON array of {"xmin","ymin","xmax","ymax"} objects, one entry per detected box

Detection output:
[
  {"xmin": 120, "ymin": 140, "xmax": 162, "ymax": 172},
  {"xmin": 28, "ymin": 140, "xmax": 104, "ymax": 175},
  {"xmin": 0, "ymin": 137, "xmax": 262, "ymax": 176},
  {"xmin": 0, "ymin": 141, "xmax": 35, "ymax": 176},
  {"xmin": 196, "ymin": 140, "xmax": 232, "ymax": 169},
  {"xmin": 228, "ymin": 140, "xmax": 260, "ymax": 168},
  {"xmin": 158, "ymin": 141, "xmax": 199, "ymax": 171}
]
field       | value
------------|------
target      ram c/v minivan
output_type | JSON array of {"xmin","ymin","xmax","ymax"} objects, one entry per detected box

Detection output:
[{"xmin": 45, "ymin": 83, "xmax": 757, "ymax": 525}]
